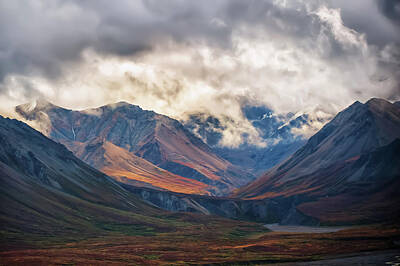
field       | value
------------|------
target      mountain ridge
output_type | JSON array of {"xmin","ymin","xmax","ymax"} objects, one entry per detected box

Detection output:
[
  {"xmin": 230, "ymin": 98, "xmax": 400, "ymax": 224},
  {"xmin": 16, "ymin": 99, "xmax": 254, "ymax": 195}
]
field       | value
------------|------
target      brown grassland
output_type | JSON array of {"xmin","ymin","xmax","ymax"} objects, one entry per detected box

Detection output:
[{"xmin": 1, "ymin": 214, "xmax": 399, "ymax": 265}]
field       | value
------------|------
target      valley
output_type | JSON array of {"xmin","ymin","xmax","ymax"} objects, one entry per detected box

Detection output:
[
  {"xmin": 264, "ymin": 224, "xmax": 351, "ymax": 233},
  {"xmin": 1, "ymin": 2, "xmax": 399, "ymax": 264},
  {"xmin": 1, "ymin": 223, "xmax": 399, "ymax": 265},
  {"xmin": 1, "ymin": 98, "xmax": 399, "ymax": 265}
]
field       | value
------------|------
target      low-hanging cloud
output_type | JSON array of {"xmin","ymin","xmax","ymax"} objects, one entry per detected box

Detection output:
[{"xmin": 0, "ymin": 0, "xmax": 399, "ymax": 147}]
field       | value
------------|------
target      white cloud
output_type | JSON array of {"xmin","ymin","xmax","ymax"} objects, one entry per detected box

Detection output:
[{"xmin": 0, "ymin": 1, "xmax": 399, "ymax": 147}]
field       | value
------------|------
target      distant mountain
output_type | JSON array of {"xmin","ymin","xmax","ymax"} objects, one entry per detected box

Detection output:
[
  {"xmin": 234, "ymin": 98, "xmax": 400, "ymax": 224},
  {"xmin": 182, "ymin": 105, "xmax": 323, "ymax": 175},
  {"xmin": 16, "ymin": 100, "xmax": 254, "ymax": 195}
]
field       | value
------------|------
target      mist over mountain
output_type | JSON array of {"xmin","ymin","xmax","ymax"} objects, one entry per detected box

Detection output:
[{"xmin": 183, "ymin": 105, "xmax": 329, "ymax": 175}]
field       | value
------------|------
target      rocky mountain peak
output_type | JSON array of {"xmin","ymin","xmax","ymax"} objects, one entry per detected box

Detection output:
[{"xmin": 15, "ymin": 98, "xmax": 56, "ymax": 119}]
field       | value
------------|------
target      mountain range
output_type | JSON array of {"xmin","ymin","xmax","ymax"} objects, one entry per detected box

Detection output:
[
  {"xmin": 2, "ymin": 114, "xmax": 398, "ymax": 264},
  {"xmin": 183, "ymin": 105, "xmax": 320, "ymax": 175},
  {"xmin": 11, "ymin": 97, "xmax": 400, "ymax": 225},
  {"xmin": 235, "ymin": 98, "xmax": 400, "ymax": 224},
  {"xmin": 0, "ymin": 114, "xmax": 271, "ymax": 264},
  {"xmin": 16, "ymin": 100, "xmax": 254, "ymax": 196}
]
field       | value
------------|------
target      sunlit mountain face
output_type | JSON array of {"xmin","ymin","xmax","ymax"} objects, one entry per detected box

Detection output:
[
  {"xmin": 16, "ymin": 99, "xmax": 255, "ymax": 196},
  {"xmin": 1, "ymin": 0, "xmax": 400, "ymax": 265}
]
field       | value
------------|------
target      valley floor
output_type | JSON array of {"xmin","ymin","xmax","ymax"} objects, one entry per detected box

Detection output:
[
  {"xmin": 264, "ymin": 224, "xmax": 352, "ymax": 233},
  {"xmin": 1, "ymin": 223, "xmax": 399, "ymax": 265},
  {"xmin": 275, "ymin": 249, "xmax": 400, "ymax": 266}
]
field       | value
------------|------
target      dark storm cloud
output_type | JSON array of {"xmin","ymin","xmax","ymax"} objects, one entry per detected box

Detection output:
[
  {"xmin": 0, "ymin": 0, "xmax": 96, "ymax": 80},
  {"xmin": 328, "ymin": 0, "xmax": 400, "ymax": 46},
  {"xmin": 1, "ymin": 0, "xmax": 398, "ymax": 83},
  {"xmin": 378, "ymin": 0, "xmax": 400, "ymax": 24},
  {"xmin": 89, "ymin": 0, "xmax": 233, "ymax": 52},
  {"xmin": 223, "ymin": 0, "xmax": 316, "ymax": 35},
  {"xmin": 1, "ymin": 0, "xmax": 399, "ymax": 146},
  {"xmin": 0, "ymin": 0, "xmax": 233, "ymax": 82}
]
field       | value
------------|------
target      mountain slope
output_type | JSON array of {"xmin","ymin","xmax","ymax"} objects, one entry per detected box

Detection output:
[
  {"xmin": 234, "ymin": 98, "xmax": 400, "ymax": 224},
  {"xmin": 0, "ymin": 115, "xmax": 270, "ymax": 264},
  {"xmin": 16, "ymin": 100, "xmax": 254, "ymax": 195},
  {"xmin": 0, "ymin": 115, "xmax": 180, "ymax": 243},
  {"xmin": 71, "ymin": 138, "xmax": 209, "ymax": 194},
  {"xmin": 296, "ymin": 139, "xmax": 400, "ymax": 223}
]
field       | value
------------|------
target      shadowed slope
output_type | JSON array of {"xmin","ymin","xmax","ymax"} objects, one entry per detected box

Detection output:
[
  {"xmin": 0, "ymin": 115, "xmax": 175, "ymax": 244},
  {"xmin": 296, "ymin": 139, "xmax": 400, "ymax": 224},
  {"xmin": 234, "ymin": 98, "xmax": 400, "ymax": 224}
]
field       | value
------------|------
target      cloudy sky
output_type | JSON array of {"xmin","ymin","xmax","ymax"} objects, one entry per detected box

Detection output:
[{"xmin": 0, "ymin": 0, "xmax": 399, "ymax": 146}]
